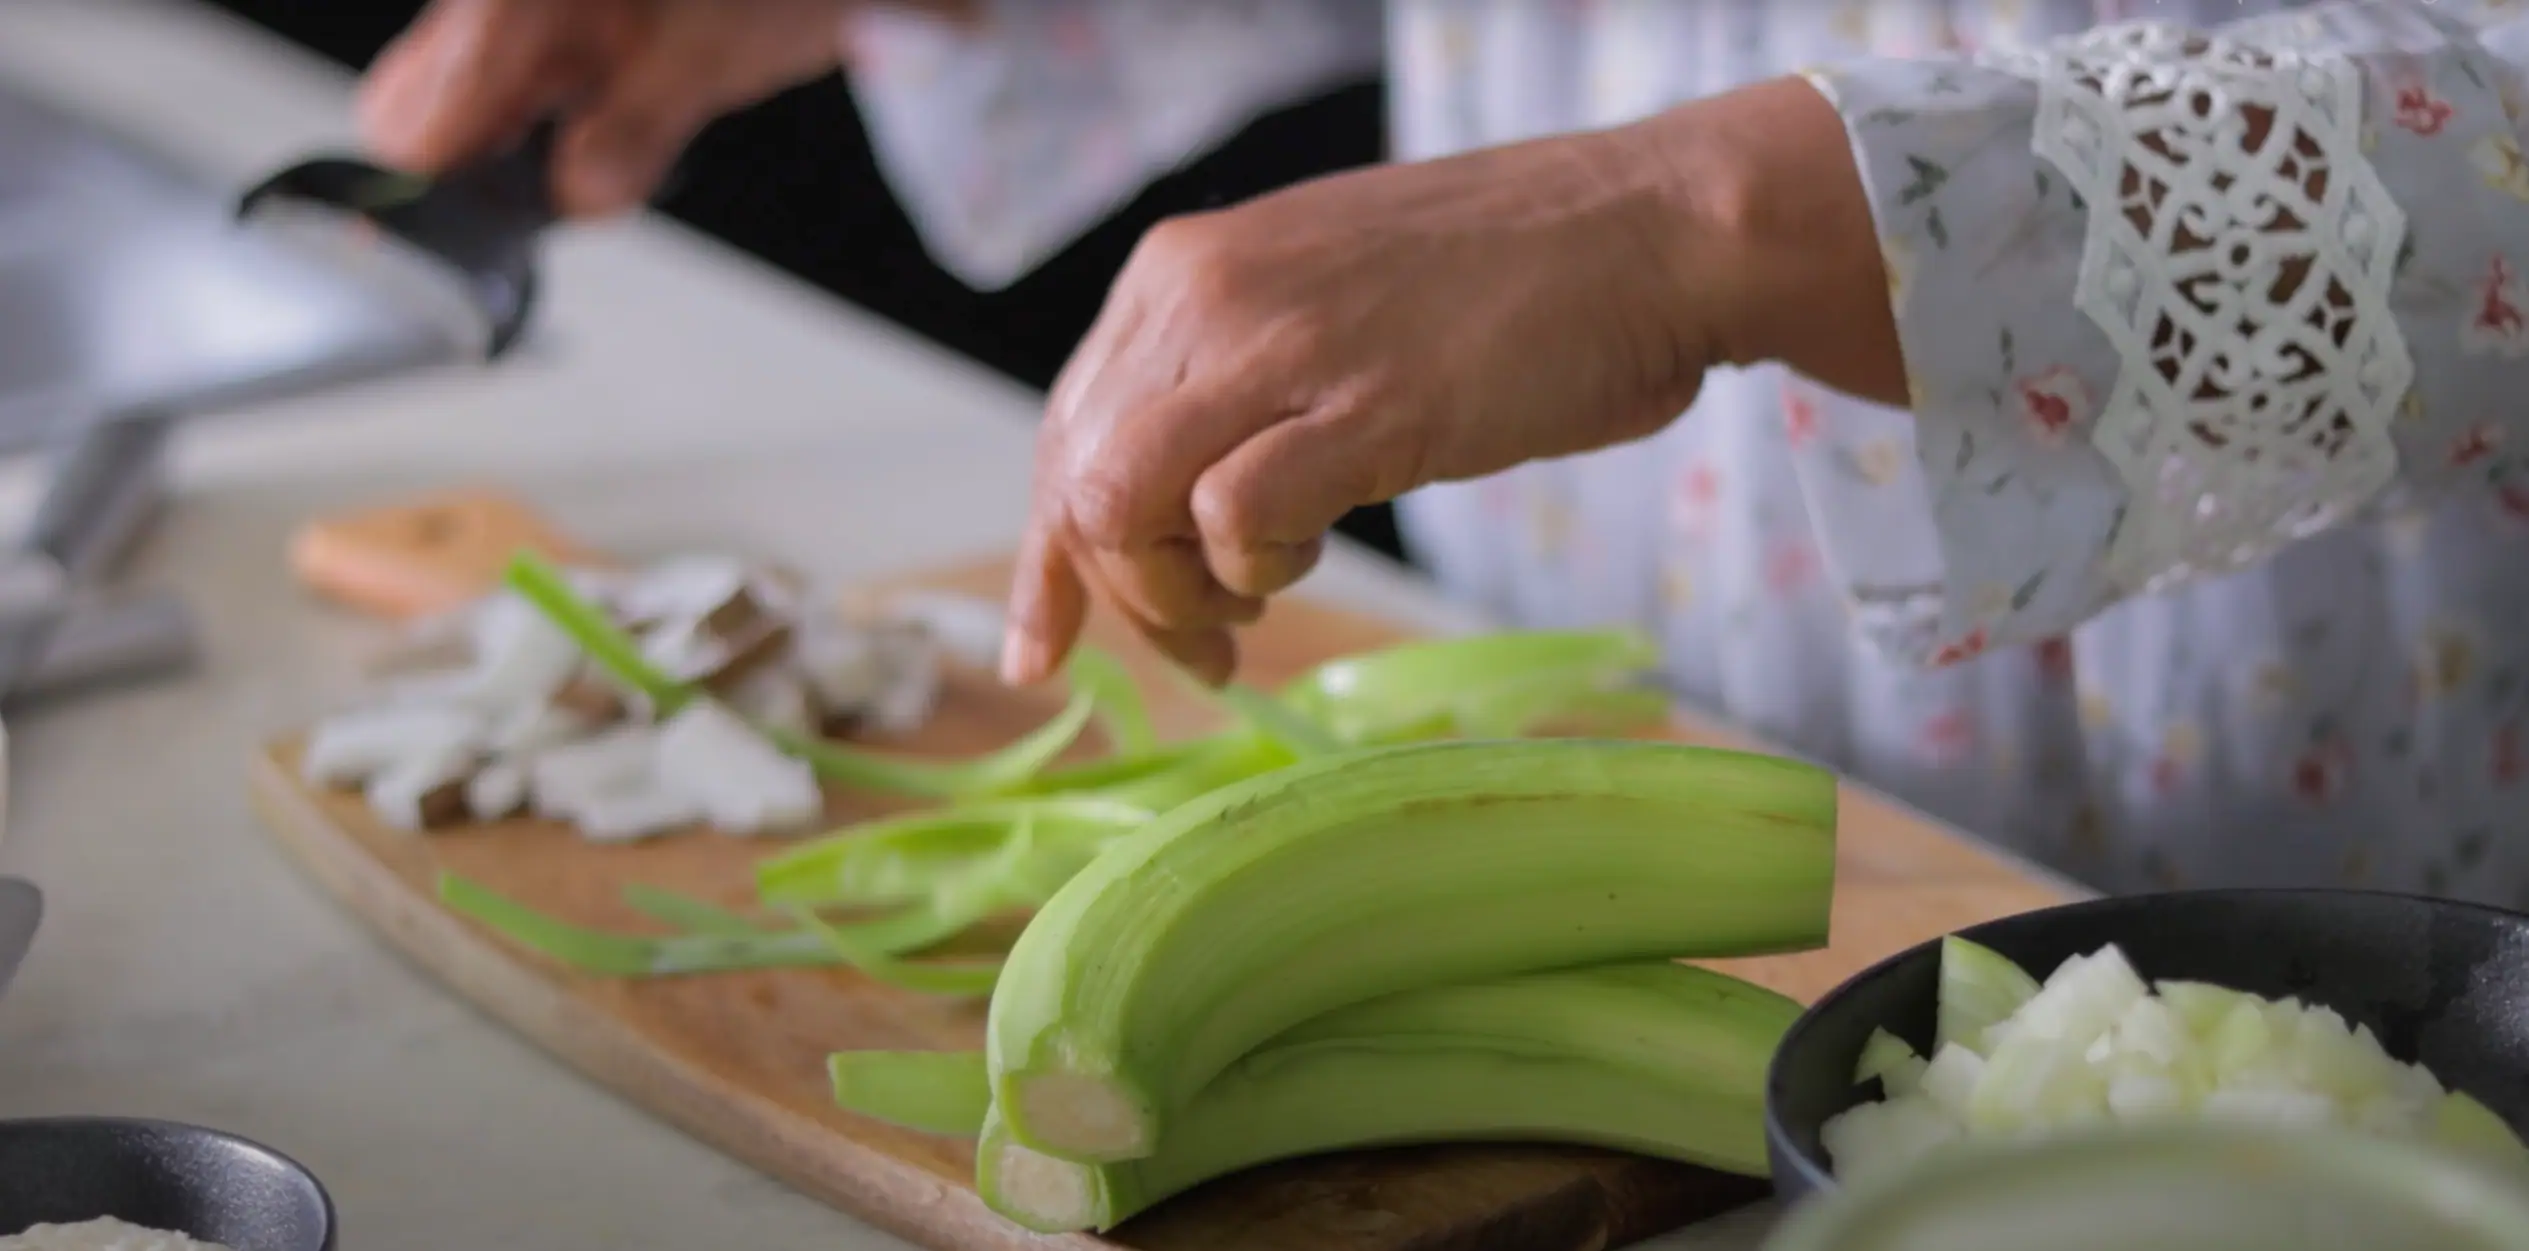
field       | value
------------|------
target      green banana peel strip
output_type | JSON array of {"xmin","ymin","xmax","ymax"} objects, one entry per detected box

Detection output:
[
  {"xmin": 618, "ymin": 884, "xmax": 764, "ymax": 937},
  {"xmin": 755, "ymin": 797, "xmax": 1151, "ymax": 909},
  {"xmin": 831, "ymin": 1051, "xmax": 995, "ymax": 1137},
  {"xmin": 1062, "ymin": 644, "xmax": 1157, "ymax": 755},
  {"xmin": 504, "ymin": 552, "xmax": 693, "ymax": 715},
  {"xmin": 1209, "ymin": 684, "xmax": 1343, "ymax": 757},
  {"xmin": 442, "ymin": 874, "xmax": 971, "ymax": 977},
  {"xmin": 1281, "ymin": 629, "xmax": 1662, "ymax": 742},
  {"xmin": 793, "ymin": 906, "xmax": 1002, "ymax": 997},
  {"xmin": 441, "ymin": 873, "xmax": 841, "ymax": 976},
  {"xmin": 503, "ymin": 550, "xmax": 1095, "ymax": 799}
]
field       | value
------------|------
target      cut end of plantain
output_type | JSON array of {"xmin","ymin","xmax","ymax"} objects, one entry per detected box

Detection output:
[
  {"xmin": 1007, "ymin": 1070, "xmax": 1152, "ymax": 1163},
  {"xmin": 985, "ymin": 1137, "xmax": 1103, "ymax": 1233}
]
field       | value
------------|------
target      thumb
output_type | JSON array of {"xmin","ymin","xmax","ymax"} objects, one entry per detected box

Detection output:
[{"xmin": 359, "ymin": 0, "xmax": 582, "ymax": 175}]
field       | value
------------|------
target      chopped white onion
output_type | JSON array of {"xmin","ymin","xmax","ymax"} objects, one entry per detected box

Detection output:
[{"xmin": 1821, "ymin": 939, "xmax": 2529, "ymax": 1186}]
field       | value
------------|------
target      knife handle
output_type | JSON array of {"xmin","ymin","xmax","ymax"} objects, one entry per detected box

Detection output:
[{"xmin": 25, "ymin": 409, "xmax": 174, "ymax": 585}]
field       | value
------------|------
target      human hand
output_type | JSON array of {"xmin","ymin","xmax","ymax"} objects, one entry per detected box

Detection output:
[
  {"xmin": 357, "ymin": 0, "xmax": 973, "ymax": 219},
  {"xmin": 998, "ymin": 76, "xmax": 1904, "ymax": 687}
]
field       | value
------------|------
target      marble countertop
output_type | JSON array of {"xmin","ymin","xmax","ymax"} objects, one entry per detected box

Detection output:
[{"xmin": 0, "ymin": 3, "xmax": 1775, "ymax": 1247}]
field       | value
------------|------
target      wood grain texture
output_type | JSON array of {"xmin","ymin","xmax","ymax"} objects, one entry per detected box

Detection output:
[{"xmin": 248, "ymin": 556, "xmax": 2068, "ymax": 1251}]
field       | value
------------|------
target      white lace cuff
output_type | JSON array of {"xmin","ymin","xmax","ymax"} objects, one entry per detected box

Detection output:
[
  {"xmin": 1987, "ymin": 21, "xmax": 2411, "ymax": 598},
  {"xmin": 1792, "ymin": 1, "xmax": 2529, "ymax": 669}
]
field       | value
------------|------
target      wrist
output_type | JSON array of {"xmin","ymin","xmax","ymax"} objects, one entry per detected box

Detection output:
[{"xmin": 1618, "ymin": 75, "xmax": 1908, "ymax": 408}]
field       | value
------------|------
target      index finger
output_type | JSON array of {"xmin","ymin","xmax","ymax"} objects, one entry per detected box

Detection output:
[{"xmin": 1000, "ymin": 517, "xmax": 1089, "ymax": 687}]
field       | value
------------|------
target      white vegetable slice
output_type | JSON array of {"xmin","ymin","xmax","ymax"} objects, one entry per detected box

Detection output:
[
  {"xmin": 569, "ymin": 785, "xmax": 708, "ymax": 843},
  {"xmin": 1854, "ymin": 1029, "xmax": 1928, "ymax": 1097},
  {"xmin": 2009, "ymin": 944, "xmax": 2148, "ymax": 1050},
  {"xmin": 485, "ymin": 701, "xmax": 596, "ymax": 757},
  {"xmin": 797, "ymin": 621, "xmax": 888, "ymax": 714},
  {"xmin": 1820, "ymin": 1094, "xmax": 1962, "ymax": 1187},
  {"xmin": 302, "ymin": 705, "xmax": 483, "ymax": 789},
  {"xmin": 529, "ymin": 726, "xmax": 659, "ymax": 818},
  {"xmin": 1828, "ymin": 939, "xmax": 2529, "ymax": 1189},
  {"xmin": 1967, "ymin": 1027, "xmax": 2107, "ymax": 1134},
  {"xmin": 1935, "ymin": 936, "xmax": 2039, "ymax": 1057},
  {"xmin": 2105, "ymin": 1072, "xmax": 2186, "ymax": 1121},
  {"xmin": 461, "ymin": 591, "xmax": 585, "ymax": 707},
  {"xmin": 726, "ymin": 666, "xmax": 816, "ymax": 738},
  {"xmin": 883, "ymin": 590, "xmax": 1008, "ymax": 671},
  {"xmin": 652, "ymin": 699, "xmax": 821, "ymax": 835},
  {"xmin": 2155, "ymin": 980, "xmax": 2254, "ymax": 1037},
  {"xmin": 364, "ymin": 743, "xmax": 476, "ymax": 832},
  {"xmin": 466, "ymin": 760, "xmax": 530, "ymax": 821},
  {"xmin": 865, "ymin": 656, "xmax": 943, "ymax": 739},
  {"xmin": 613, "ymin": 555, "xmax": 750, "ymax": 627},
  {"xmin": 1918, "ymin": 1044, "xmax": 1985, "ymax": 1121}
]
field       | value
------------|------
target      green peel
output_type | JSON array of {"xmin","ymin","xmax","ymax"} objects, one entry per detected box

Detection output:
[
  {"xmin": 984, "ymin": 738, "xmax": 1838, "ymax": 1163},
  {"xmin": 754, "ymin": 798, "xmax": 1148, "ymax": 909},
  {"xmin": 619, "ymin": 885, "xmax": 763, "ymax": 937},
  {"xmin": 831, "ymin": 1050, "xmax": 994, "ymax": 1136},
  {"xmin": 1281, "ymin": 629, "xmax": 1662, "ymax": 743},
  {"xmin": 440, "ymin": 873, "xmax": 839, "ymax": 976},
  {"xmin": 1063, "ymin": 645, "xmax": 1156, "ymax": 755},
  {"xmin": 794, "ymin": 906, "xmax": 1001, "ymax": 997}
]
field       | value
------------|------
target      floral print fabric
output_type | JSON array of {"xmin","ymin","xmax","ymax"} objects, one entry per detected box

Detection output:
[
  {"xmin": 1394, "ymin": 0, "xmax": 2529, "ymax": 905},
  {"xmin": 848, "ymin": 0, "xmax": 2529, "ymax": 906}
]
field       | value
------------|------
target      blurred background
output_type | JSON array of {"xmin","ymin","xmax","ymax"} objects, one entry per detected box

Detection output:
[{"xmin": 196, "ymin": 1, "xmax": 1408, "ymax": 561}]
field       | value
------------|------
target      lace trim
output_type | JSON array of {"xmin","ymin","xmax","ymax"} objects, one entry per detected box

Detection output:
[{"xmin": 1987, "ymin": 22, "xmax": 2411, "ymax": 597}]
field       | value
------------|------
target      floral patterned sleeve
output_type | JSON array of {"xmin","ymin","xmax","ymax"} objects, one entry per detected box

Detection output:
[
  {"xmin": 842, "ymin": 0, "xmax": 1381, "ymax": 291},
  {"xmin": 1790, "ymin": 0, "xmax": 2529, "ymax": 670}
]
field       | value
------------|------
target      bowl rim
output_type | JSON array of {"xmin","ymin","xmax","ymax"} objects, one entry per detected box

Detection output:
[
  {"xmin": 1762, "ymin": 886, "xmax": 2529, "ymax": 1196},
  {"xmin": 0, "ymin": 1114, "xmax": 337, "ymax": 1250}
]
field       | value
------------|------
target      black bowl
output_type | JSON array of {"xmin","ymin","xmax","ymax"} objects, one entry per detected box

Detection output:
[
  {"xmin": 1765, "ymin": 888, "xmax": 2529, "ymax": 1203},
  {"xmin": 0, "ymin": 1118, "xmax": 336, "ymax": 1250}
]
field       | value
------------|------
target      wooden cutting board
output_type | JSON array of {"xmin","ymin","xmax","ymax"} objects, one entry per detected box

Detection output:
[{"xmin": 248, "ymin": 556, "xmax": 2070, "ymax": 1251}]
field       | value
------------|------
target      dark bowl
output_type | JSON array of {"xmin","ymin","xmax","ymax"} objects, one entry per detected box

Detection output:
[
  {"xmin": 1764, "ymin": 888, "xmax": 2529, "ymax": 1203},
  {"xmin": 0, "ymin": 1118, "xmax": 336, "ymax": 1250}
]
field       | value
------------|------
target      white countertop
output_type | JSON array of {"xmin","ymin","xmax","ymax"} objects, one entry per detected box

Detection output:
[{"xmin": 0, "ymin": 3, "xmax": 1775, "ymax": 1247}]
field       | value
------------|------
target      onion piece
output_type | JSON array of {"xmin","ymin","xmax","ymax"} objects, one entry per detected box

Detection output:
[{"xmin": 1821, "ymin": 940, "xmax": 2529, "ymax": 1186}]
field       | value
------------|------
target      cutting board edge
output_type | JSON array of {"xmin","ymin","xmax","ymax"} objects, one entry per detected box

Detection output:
[{"xmin": 246, "ymin": 744, "xmax": 1116, "ymax": 1251}]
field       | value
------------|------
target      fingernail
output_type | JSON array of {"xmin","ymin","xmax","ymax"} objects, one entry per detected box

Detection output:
[{"xmin": 999, "ymin": 630, "xmax": 1049, "ymax": 686}]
